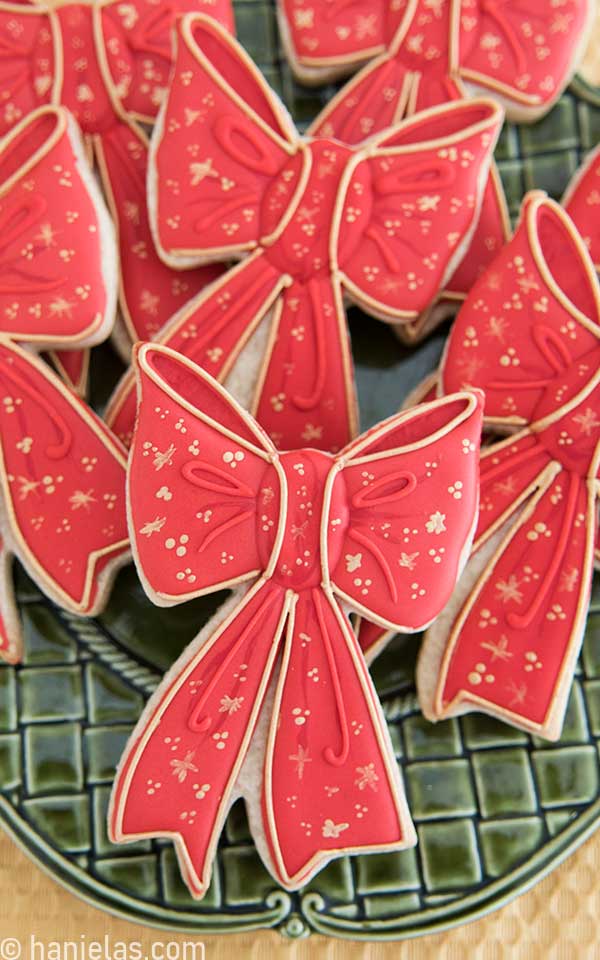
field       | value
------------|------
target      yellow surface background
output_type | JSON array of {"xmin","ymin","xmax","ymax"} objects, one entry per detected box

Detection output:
[
  {"xmin": 3, "ymin": 7, "xmax": 600, "ymax": 957},
  {"xmin": 1, "ymin": 826, "xmax": 599, "ymax": 957}
]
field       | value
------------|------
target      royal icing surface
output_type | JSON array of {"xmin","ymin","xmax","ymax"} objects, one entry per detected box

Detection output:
[
  {"xmin": 563, "ymin": 143, "xmax": 600, "ymax": 272},
  {"xmin": 106, "ymin": 13, "xmax": 501, "ymax": 453},
  {"xmin": 0, "ymin": 0, "xmax": 233, "ymax": 380},
  {"xmin": 0, "ymin": 106, "xmax": 115, "ymax": 349},
  {"xmin": 0, "ymin": 337, "xmax": 130, "ymax": 662},
  {"xmin": 418, "ymin": 193, "xmax": 600, "ymax": 738},
  {"xmin": 109, "ymin": 341, "xmax": 483, "ymax": 895}
]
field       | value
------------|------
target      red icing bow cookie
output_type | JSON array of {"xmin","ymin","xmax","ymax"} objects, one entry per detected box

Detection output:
[
  {"xmin": 0, "ymin": 105, "xmax": 129, "ymax": 662},
  {"xmin": 0, "ymin": 0, "xmax": 234, "ymax": 391},
  {"xmin": 282, "ymin": 0, "xmax": 592, "ymax": 341},
  {"xmin": 417, "ymin": 192, "xmax": 600, "ymax": 739},
  {"xmin": 109, "ymin": 342, "xmax": 483, "ymax": 895},
  {"xmin": 106, "ymin": 13, "xmax": 501, "ymax": 453}
]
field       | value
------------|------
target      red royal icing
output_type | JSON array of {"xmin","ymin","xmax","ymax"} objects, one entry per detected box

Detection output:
[
  {"xmin": 420, "ymin": 192, "xmax": 600, "ymax": 738},
  {"xmin": 0, "ymin": 107, "xmax": 115, "ymax": 348},
  {"xmin": 0, "ymin": 0, "xmax": 233, "ymax": 384},
  {"xmin": 0, "ymin": 338, "xmax": 130, "ymax": 663},
  {"xmin": 563, "ymin": 144, "xmax": 600, "ymax": 273},
  {"xmin": 106, "ymin": 14, "xmax": 501, "ymax": 453},
  {"xmin": 108, "ymin": 341, "xmax": 483, "ymax": 895}
]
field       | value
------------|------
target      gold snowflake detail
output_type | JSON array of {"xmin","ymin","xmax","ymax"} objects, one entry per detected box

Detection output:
[{"xmin": 170, "ymin": 750, "xmax": 198, "ymax": 783}]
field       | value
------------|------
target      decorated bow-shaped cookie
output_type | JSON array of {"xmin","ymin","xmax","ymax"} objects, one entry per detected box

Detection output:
[
  {"xmin": 105, "ymin": 13, "xmax": 501, "ymax": 452},
  {"xmin": 415, "ymin": 192, "xmax": 600, "ymax": 739},
  {"xmin": 109, "ymin": 341, "xmax": 483, "ymax": 895},
  {"xmin": 284, "ymin": 0, "xmax": 591, "ymax": 342},
  {"xmin": 0, "ymin": 105, "xmax": 129, "ymax": 662},
  {"xmin": 0, "ymin": 0, "xmax": 234, "ymax": 391}
]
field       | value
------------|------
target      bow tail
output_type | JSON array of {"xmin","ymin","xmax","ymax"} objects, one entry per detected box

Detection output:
[
  {"xmin": 109, "ymin": 582, "xmax": 290, "ymax": 899},
  {"xmin": 46, "ymin": 348, "xmax": 90, "ymax": 397},
  {"xmin": 253, "ymin": 275, "xmax": 357, "ymax": 453},
  {"xmin": 93, "ymin": 123, "xmax": 223, "ymax": 347},
  {"xmin": 105, "ymin": 252, "xmax": 282, "ymax": 446},
  {"xmin": 428, "ymin": 469, "xmax": 595, "ymax": 738},
  {"xmin": 262, "ymin": 589, "xmax": 414, "ymax": 890}
]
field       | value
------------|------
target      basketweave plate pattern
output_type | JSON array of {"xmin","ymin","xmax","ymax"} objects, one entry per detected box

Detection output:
[{"xmin": 2, "ymin": 0, "xmax": 600, "ymax": 940}]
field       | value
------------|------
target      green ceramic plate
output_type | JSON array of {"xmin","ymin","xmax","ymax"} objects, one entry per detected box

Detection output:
[{"xmin": 2, "ymin": 0, "xmax": 600, "ymax": 940}]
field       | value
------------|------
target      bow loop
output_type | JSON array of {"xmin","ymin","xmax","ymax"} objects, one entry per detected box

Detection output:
[
  {"xmin": 150, "ymin": 13, "xmax": 297, "ymax": 266},
  {"xmin": 129, "ymin": 343, "xmax": 277, "ymax": 605},
  {"xmin": 0, "ymin": 107, "xmax": 116, "ymax": 348},
  {"xmin": 328, "ymin": 391, "xmax": 483, "ymax": 629},
  {"xmin": 442, "ymin": 193, "xmax": 600, "ymax": 428},
  {"xmin": 336, "ymin": 99, "xmax": 502, "ymax": 320}
]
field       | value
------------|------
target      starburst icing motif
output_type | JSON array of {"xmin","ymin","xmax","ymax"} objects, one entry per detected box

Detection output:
[
  {"xmin": 414, "ymin": 192, "xmax": 600, "ymax": 741},
  {"xmin": 0, "ymin": 0, "xmax": 234, "ymax": 393},
  {"xmin": 105, "ymin": 13, "xmax": 502, "ymax": 454},
  {"xmin": 109, "ymin": 341, "xmax": 483, "ymax": 897}
]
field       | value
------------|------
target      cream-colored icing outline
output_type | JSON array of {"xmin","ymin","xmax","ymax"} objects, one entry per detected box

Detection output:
[
  {"xmin": 0, "ymin": 336, "xmax": 129, "ymax": 615},
  {"xmin": 277, "ymin": 0, "xmax": 417, "ymax": 82},
  {"xmin": 429, "ymin": 466, "xmax": 597, "ymax": 740},
  {"xmin": 306, "ymin": 48, "xmax": 398, "ymax": 139},
  {"xmin": 131, "ymin": 343, "xmax": 291, "ymax": 606},
  {"xmin": 262, "ymin": 587, "xmax": 416, "ymax": 889},
  {"xmin": 330, "ymin": 98, "xmax": 502, "ymax": 320},
  {"xmin": 561, "ymin": 142, "xmax": 600, "ymax": 272},
  {"xmin": 109, "ymin": 579, "xmax": 294, "ymax": 898},
  {"xmin": 92, "ymin": 0, "xmax": 174, "ymax": 128},
  {"xmin": 147, "ymin": 13, "xmax": 301, "ymax": 268},
  {"xmin": 249, "ymin": 272, "xmax": 359, "ymax": 448}
]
